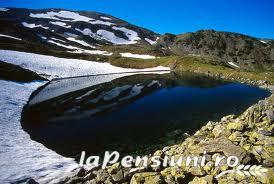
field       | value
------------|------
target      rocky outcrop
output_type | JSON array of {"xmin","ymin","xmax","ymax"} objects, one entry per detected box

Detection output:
[
  {"xmin": 61, "ymin": 94, "xmax": 274, "ymax": 184},
  {"xmin": 0, "ymin": 61, "xmax": 46, "ymax": 82},
  {"xmin": 156, "ymin": 30, "xmax": 274, "ymax": 71}
]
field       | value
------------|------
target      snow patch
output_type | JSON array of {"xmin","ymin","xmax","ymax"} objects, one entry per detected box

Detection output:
[
  {"xmin": 97, "ymin": 29, "xmax": 134, "ymax": 44},
  {"xmin": 30, "ymin": 11, "xmax": 114, "ymax": 26},
  {"xmin": 228, "ymin": 62, "xmax": 240, "ymax": 68},
  {"xmin": 90, "ymin": 20, "xmax": 114, "ymax": 26},
  {"xmin": 51, "ymin": 37, "xmax": 67, "ymax": 43},
  {"xmin": 0, "ymin": 8, "xmax": 9, "ymax": 11},
  {"xmin": 37, "ymin": 34, "xmax": 47, "ymax": 40},
  {"xmin": 47, "ymin": 40, "xmax": 79, "ymax": 50},
  {"xmin": 0, "ymin": 34, "xmax": 22, "ymax": 41},
  {"xmin": 48, "ymin": 37, "xmax": 111, "ymax": 55},
  {"xmin": 75, "ymin": 28, "xmax": 101, "ymax": 40},
  {"xmin": 100, "ymin": 16, "xmax": 112, "ymax": 20},
  {"xmin": 64, "ymin": 32, "xmax": 78, "ymax": 37},
  {"xmin": 30, "ymin": 11, "xmax": 94, "ymax": 22},
  {"xmin": 68, "ymin": 49, "xmax": 113, "ymax": 56},
  {"xmin": 145, "ymin": 38, "xmax": 157, "ymax": 45},
  {"xmin": 76, "ymin": 28, "xmax": 140, "ymax": 45},
  {"xmin": 66, "ymin": 37, "xmax": 95, "ymax": 48},
  {"xmin": 22, "ymin": 22, "xmax": 49, "ymax": 29},
  {"xmin": 0, "ymin": 50, "xmax": 170, "ymax": 80},
  {"xmin": 112, "ymin": 26, "xmax": 141, "ymax": 44},
  {"xmin": 50, "ymin": 21, "xmax": 71, "ymax": 28},
  {"xmin": 120, "ymin": 52, "xmax": 156, "ymax": 59},
  {"xmin": 48, "ymin": 40, "xmax": 104, "ymax": 56}
]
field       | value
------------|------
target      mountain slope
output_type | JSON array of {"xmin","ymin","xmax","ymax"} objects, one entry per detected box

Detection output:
[
  {"xmin": 156, "ymin": 30, "xmax": 274, "ymax": 71},
  {"xmin": 0, "ymin": 8, "xmax": 159, "ymax": 44},
  {"xmin": 0, "ymin": 8, "xmax": 274, "ymax": 72},
  {"xmin": 0, "ymin": 8, "xmax": 160, "ymax": 59}
]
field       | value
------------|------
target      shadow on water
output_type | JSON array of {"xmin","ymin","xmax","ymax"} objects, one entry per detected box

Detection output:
[{"xmin": 21, "ymin": 72, "xmax": 270, "ymax": 159}]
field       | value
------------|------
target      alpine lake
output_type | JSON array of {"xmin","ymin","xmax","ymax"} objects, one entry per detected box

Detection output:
[{"xmin": 21, "ymin": 72, "xmax": 271, "ymax": 160}]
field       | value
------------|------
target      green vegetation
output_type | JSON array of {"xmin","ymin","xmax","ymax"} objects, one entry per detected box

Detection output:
[{"xmin": 109, "ymin": 55, "xmax": 274, "ymax": 85}]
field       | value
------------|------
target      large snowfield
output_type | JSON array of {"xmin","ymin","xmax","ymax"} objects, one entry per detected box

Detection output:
[
  {"xmin": 0, "ymin": 50, "xmax": 170, "ymax": 80},
  {"xmin": 0, "ymin": 80, "xmax": 78, "ymax": 183}
]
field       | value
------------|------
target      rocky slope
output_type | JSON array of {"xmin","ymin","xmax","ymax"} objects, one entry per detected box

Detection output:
[{"xmin": 156, "ymin": 30, "xmax": 274, "ymax": 71}]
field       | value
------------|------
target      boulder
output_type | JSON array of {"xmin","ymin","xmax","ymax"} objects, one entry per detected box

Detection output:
[
  {"xmin": 212, "ymin": 124, "xmax": 226, "ymax": 138},
  {"xmin": 187, "ymin": 137, "xmax": 250, "ymax": 163},
  {"xmin": 189, "ymin": 175, "xmax": 214, "ymax": 184},
  {"xmin": 130, "ymin": 172, "xmax": 164, "ymax": 184},
  {"xmin": 227, "ymin": 122, "xmax": 244, "ymax": 131}
]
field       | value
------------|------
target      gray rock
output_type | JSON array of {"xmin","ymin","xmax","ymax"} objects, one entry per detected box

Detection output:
[
  {"xmin": 130, "ymin": 172, "xmax": 164, "ymax": 184},
  {"xmin": 265, "ymin": 109, "xmax": 274, "ymax": 121},
  {"xmin": 66, "ymin": 177, "xmax": 84, "ymax": 184},
  {"xmin": 212, "ymin": 124, "xmax": 225, "ymax": 138},
  {"xmin": 77, "ymin": 167, "xmax": 86, "ymax": 177},
  {"xmin": 112, "ymin": 170, "xmax": 124, "ymax": 182},
  {"xmin": 25, "ymin": 179, "xmax": 39, "ymax": 184},
  {"xmin": 96, "ymin": 170, "xmax": 110, "ymax": 182},
  {"xmin": 258, "ymin": 129, "xmax": 272, "ymax": 136},
  {"xmin": 188, "ymin": 136, "xmax": 250, "ymax": 164}
]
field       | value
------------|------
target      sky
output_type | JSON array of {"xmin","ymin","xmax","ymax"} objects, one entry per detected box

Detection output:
[{"xmin": 0, "ymin": 0, "xmax": 273, "ymax": 39}]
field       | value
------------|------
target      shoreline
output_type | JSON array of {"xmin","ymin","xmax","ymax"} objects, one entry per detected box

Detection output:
[
  {"xmin": 57, "ymin": 69, "xmax": 274, "ymax": 184},
  {"xmin": 61, "ymin": 91, "xmax": 273, "ymax": 184}
]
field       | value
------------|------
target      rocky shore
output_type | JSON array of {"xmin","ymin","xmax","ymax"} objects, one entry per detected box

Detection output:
[{"xmin": 59, "ymin": 90, "xmax": 273, "ymax": 184}]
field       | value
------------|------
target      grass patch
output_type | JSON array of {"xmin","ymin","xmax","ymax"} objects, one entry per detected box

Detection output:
[{"xmin": 109, "ymin": 55, "xmax": 274, "ymax": 85}]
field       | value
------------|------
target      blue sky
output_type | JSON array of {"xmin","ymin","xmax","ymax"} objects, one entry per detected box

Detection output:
[{"xmin": 0, "ymin": 0, "xmax": 273, "ymax": 38}]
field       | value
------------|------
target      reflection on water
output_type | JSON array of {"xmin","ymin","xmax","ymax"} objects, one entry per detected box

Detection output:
[{"xmin": 22, "ymin": 72, "xmax": 270, "ymax": 159}]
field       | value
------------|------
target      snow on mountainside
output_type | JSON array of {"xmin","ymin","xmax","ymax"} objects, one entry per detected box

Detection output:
[
  {"xmin": 0, "ymin": 50, "xmax": 170, "ymax": 80},
  {"xmin": 0, "ymin": 8, "xmax": 158, "ymax": 47},
  {"xmin": 0, "ymin": 34, "xmax": 22, "ymax": 40}
]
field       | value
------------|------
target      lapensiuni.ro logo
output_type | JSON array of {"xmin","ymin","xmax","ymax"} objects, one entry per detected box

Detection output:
[{"xmin": 79, "ymin": 151, "xmax": 268, "ymax": 179}]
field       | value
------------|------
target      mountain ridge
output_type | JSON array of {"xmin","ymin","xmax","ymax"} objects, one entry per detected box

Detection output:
[
  {"xmin": 156, "ymin": 30, "xmax": 274, "ymax": 71},
  {"xmin": 0, "ymin": 7, "xmax": 273, "ymax": 71}
]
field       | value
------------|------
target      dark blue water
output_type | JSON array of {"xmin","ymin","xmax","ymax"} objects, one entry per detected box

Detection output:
[{"xmin": 21, "ymin": 73, "xmax": 270, "ymax": 158}]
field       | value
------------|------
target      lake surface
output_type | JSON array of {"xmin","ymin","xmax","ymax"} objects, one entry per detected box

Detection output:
[{"xmin": 22, "ymin": 72, "xmax": 270, "ymax": 159}]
